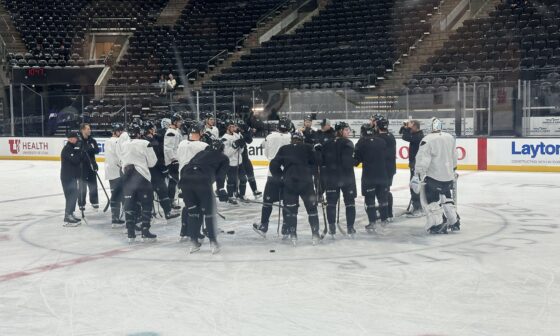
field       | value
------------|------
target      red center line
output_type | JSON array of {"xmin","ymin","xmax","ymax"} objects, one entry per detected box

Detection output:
[{"xmin": 0, "ymin": 245, "xmax": 145, "ymax": 283}]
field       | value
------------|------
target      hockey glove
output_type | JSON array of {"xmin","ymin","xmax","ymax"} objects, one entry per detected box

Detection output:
[
  {"xmin": 217, "ymin": 189, "xmax": 229, "ymax": 202},
  {"xmin": 410, "ymin": 175, "xmax": 421, "ymax": 194},
  {"xmin": 233, "ymin": 138, "xmax": 246, "ymax": 149}
]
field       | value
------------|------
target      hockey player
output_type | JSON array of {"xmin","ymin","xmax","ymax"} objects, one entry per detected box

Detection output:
[
  {"xmin": 121, "ymin": 123, "xmax": 158, "ymax": 242},
  {"xmin": 237, "ymin": 119, "xmax": 262, "ymax": 199},
  {"xmin": 375, "ymin": 116, "xmax": 397, "ymax": 221},
  {"xmin": 322, "ymin": 121, "xmax": 356, "ymax": 236},
  {"xmin": 104, "ymin": 123, "xmax": 126, "ymax": 227},
  {"xmin": 354, "ymin": 124, "xmax": 389, "ymax": 233},
  {"xmin": 177, "ymin": 121, "xmax": 209, "ymax": 239},
  {"xmin": 78, "ymin": 123, "xmax": 100, "ymax": 210},
  {"xmin": 252, "ymin": 117, "xmax": 292, "ymax": 237},
  {"xmin": 60, "ymin": 131, "xmax": 83, "ymax": 226},
  {"xmin": 300, "ymin": 114, "xmax": 316, "ymax": 145},
  {"xmin": 204, "ymin": 113, "xmax": 220, "ymax": 139},
  {"xmin": 269, "ymin": 132, "xmax": 320, "ymax": 244},
  {"xmin": 179, "ymin": 139, "xmax": 230, "ymax": 254},
  {"xmin": 144, "ymin": 121, "xmax": 180, "ymax": 220},
  {"xmin": 399, "ymin": 119, "xmax": 425, "ymax": 216},
  {"xmin": 221, "ymin": 120, "xmax": 247, "ymax": 204},
  {"xmin": 315, "ymin": 118, "xmax": 335, "ymax": 145},
  {"xmin": 413, "ymin": 117, "xmax": 460, "ymax": 234},
  {"xmin": 164, "ymin": 113, "xmax": 184, "ymax": 209}
]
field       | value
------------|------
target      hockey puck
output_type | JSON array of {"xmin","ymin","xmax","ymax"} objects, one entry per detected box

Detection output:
[
  {"xmin": 269, "ymin": 249, "xmax": 276, "ymax": 253},
  {"xmin": 226, "ymin": 230, "xmax": 235, "ymax": 234}
]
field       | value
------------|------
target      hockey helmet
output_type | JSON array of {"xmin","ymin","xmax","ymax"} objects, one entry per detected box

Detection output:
[
  {"xmin": 142, "ymin": 120, "xmax": 156, "ymax": 132},
  {"xmin": 320, "ymin": 118, "xmax": 331, "ymax": 127},
  {"xmin": 190, "ymin": 121, "xmax": 205, "ymax": 134},
  {"xmin": 278, "ymin": 117, "xmax": 292, "ymax": 132},
  {"xmin": 376, "ymin": 116, "xmax": 389, "ymax": 130},
  {"xmin": 170, "ymin": 113, "xmax": 183, "ymax": 125},
  {"xmin": 360, "ymin": 123, "xmax": 374, "ymax": 136},
  {"xmin": 111, "ymin": 122, "xmax": 124, "ymax": 133},
  {"xmin": 210, "ymin": 139, "xmax": 225, "ymax": 152},
  {"xmin": 430, "ymin": 117, "xmax": 443, "ymax": 132},
  {"xmin": 128, "ymin": 122, "xmax": 143, "ymax": 138},
  {"xmin": 335, "ymin": 121, "xmax": 350, "ymax": 132},
  {"xmin": 160, "ymin": 118, "xmax": 171, "ymax": 129},
  {"xmin": 291, "ymin": 131, "xmax": 304, "ymax": 142},
  {"xmin": 304, "ymin": 114, "xmax": 313, "ymax": 122},
  {"xmin": 224, "ymin": 119, "xmax": 236, "ymax": 127}
]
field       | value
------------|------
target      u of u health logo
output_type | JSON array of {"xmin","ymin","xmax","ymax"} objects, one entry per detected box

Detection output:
[{"xmin": 8, "ymin": 139, "xmax": 21, "ymax": 154}]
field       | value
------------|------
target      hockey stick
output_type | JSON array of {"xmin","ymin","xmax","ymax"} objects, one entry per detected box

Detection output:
[
  {"xmin": 93, "ymin": 171, "xmax": 110, "ymax": 213},
  {"xmin": 336, "ymin": 196, "xmax": 346, "ymax": 235},
  {"xmin": 78, "ymin": 160, "xmax": 88, "ymax": 225},
  {"xmin": 277, "ymin": 188, "xmax": 282, "ymax": 236}
]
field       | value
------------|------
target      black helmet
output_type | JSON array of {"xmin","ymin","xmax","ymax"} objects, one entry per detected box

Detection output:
[
  {"xmin": 320, "ymin": 118, "xmax": 331, "ymax": 127},
  {"xmin": 225, "ymin": 119, "xmax": 236, "ymax": 127},
  {"xmin": 278, "ymin": 117, "xmax": 291, "ymax": 132},
  {"xmin": 376, "ymin": 116, "xmax": 389, "ymax": 130},
  {"xmin": 304, "ymin": 114, "xmax": 313, "ymax": 121},
  {"xmin": 204, "ymin": 112, "xmax": 214, "ymax": 120},
  {"xmin": 128, "ymin": 122, "xmax": 143, "ymax": 138},
  {"xmin": 111, "ymin": 122, "xmax": 124, "ymax": 133},
  {"xmin": 171, "ymin": 113, "xmax": 183, "ymax": 125},
  {"xmin": 209, "ymin": 139, "xmax": 225, "ymax": 152},
  {"xmin": 334, "ymin": 121, "xmax": 350, "ymax": 132},
  {"xmin": 190, "ymin": 121, "xmax": 205, "ymax": 134},
  {"xmin": 291, "ymin": 131, "xmax": 304, "ymax": 142},
  {"xmin": 143, "ymin": 120, "xmax": 156, "ymax": 132},
  {"xmin": 360, "ymin": 123, "xmax": 374, "ymax": 136}
]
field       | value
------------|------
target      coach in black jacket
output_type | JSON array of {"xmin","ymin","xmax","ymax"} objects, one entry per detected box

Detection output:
[
  {"xmin": 61, "ymin": 132, "xmax": 83, "ymax": 225},
  {"xmin": 399, "ymin": 120, "xmax": 424, "ymax": 213},
  {"xmin": 78, "ymin": 123, "xmax": 100, "ymax": 210}
]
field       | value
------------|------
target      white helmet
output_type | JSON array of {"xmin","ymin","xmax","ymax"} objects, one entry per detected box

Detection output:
[
  {"xmin": 430, "ymin": 117, "xmax": 443, "ymax": 132},
  {"xmin": 160, "ymin": 118, "xmax": 171, "ymax": 129}
]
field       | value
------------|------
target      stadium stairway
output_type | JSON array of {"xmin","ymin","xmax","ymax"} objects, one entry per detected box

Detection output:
[
  {"xmin": 0, "ymin": 3, "xmax": 26, "ymax": 55},
  {"xmin": 189, "ymin": 0, "xmax": 324, "ymax": 92},
  {"xmin": 156, "ymin": 0, "xmax": 192, "ymax": 27}
]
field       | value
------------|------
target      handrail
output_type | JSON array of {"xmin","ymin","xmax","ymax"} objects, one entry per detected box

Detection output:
[{"xmin": 206, "ymin": 49, "xmax": 228, "ymax": 71}]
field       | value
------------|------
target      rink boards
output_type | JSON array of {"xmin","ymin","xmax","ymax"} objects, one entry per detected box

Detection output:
[{"xmin": 0, "ymin": 136, "xmax": 559, "ymax": 172}]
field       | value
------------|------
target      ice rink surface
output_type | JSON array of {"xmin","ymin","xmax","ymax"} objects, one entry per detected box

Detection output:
[{"xmin": 0, "ymin": 160, "xmax": 559, "ymax": 336}]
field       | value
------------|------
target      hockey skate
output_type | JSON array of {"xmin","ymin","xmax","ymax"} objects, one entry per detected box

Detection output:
[
  {"xmin": 210, "ymin": 240, "xmax": 221, "ymax": 254},
  {"xmin": 141, "ymin": 227, "xmax": 157, "ymax": 242},
  {"xmin": 252, "ymin": 223, "xmax": 267, "ymax": 238},
  {"xmin": 328, "ymin": 224, "xmax": 337, "ymax": 239},
  {"xmin": 365, "ymin": 222, "xmax": 383, "ymax": 235},
  {"xmin": 405, "ymin": 208, "xmax": 424, "ymax": 218},
  {"xmin": 165, "ymin": 211, "xmax": 180, "ymax": 220},
  {"xmin": 450, "ymin": 219, "xmax": 461, "ymax": 232},
  {"xmin": 347, "ymin": 226, "xmax": 356, "ymax": 239},
  {"xmin": 289, "ymin": 233, "xmax": 297, "ymax": 247},
  {"xmin": 91, "ymin": 204, "xmax": 99, "ymax": 211},
  {"xmin": 312, "ymin": 232, "xmax": 321, "ymax": 246},
  {"xmin": 227, "ymin": 197, "xmax": 238, "ymax": 205},
  {"xmin": 253, "ymin": 191, "xmax": 262, "ymax": 198},
  {"xmin": 428, "ymin": 223, "xmax": 448, "ymax": 234},
  {"xmin": 189, "ymin": 239, "xmax": 202, "ymax": 253},
  {"xmin": 63, "ymin": 213, "xmax": 81, "ymax": 227}
]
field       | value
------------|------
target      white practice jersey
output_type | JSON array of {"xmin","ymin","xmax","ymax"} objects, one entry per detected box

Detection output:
[
  {"xmin": 263, "ymin": 131, "xmax": 291, "ymax": 176},
  {"xmin": 222, "ymin": 132, "xmax": 244, "ymax": 167},
  {"xmin": 415, "ymin": 131, "xmax": 457, "ymax": 182},
  {"xmin": 121, "ymin": 139, "xmax": 158, "ymax": 182},
  {"xmin": 163, "ymin": 127, "xmax": 182, "ymax": 166},
  {"xmin": 116, "ymin": 131, "xmax": 130, "ymax": 161},
  {"xmin": 205, "ymin": 126, "xmax": 219, "ymax": 139},
  {"xmin": 104, "ymin": 136, "xmax": 121, "ymax": 181},
  {"xmin": 177, "ymin": 140, "xmax": 208, "ymax": 173}
]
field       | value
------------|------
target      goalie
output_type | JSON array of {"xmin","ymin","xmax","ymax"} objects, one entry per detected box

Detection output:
[{"xmin": 411, "ymin": 118, "xmax": 460, "ymax": 234}]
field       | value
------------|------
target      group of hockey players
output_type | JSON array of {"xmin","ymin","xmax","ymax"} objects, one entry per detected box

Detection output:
[{"xmin": 60, "ymin": 112, "xmax": 461, "ymax": 253}]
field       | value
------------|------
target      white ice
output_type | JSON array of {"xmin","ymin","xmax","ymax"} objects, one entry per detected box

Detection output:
[{"xmin": 0, "ymin": 160, "xmax": 559, "ymax": 336}]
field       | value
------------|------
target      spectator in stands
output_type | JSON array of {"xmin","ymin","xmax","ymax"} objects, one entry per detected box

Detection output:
[
  {"xmin": 159, "ymin": 74, "xmax": 167, "ymax": 95},
  {"xmin": 166, "ymin": 74, "xmax": 177, "ymax": 92}
]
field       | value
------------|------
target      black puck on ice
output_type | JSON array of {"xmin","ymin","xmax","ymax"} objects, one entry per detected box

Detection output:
[
  {"xmin": 226, "ymin": 230, "xmax": 235, "ymax": 234},
  {"xmin": 269, "ymin": 249, "xmax": 276, "ymax": 253}
]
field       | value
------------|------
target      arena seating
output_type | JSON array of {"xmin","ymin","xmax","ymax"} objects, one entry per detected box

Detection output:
[
  {"xmin": 409, "ymin": 0, "xmax": 560, "ymax": 89},
  {"xmin": 2, "ymin": 0, "xmax": 168, "ymax": 67},
  {"xmin": 108, "ymin": 0, "xmax": 286, "ymax": 89},
  {"xmin": 207, "ymin": 0, "xmax": 437, "ymax": 89}
]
